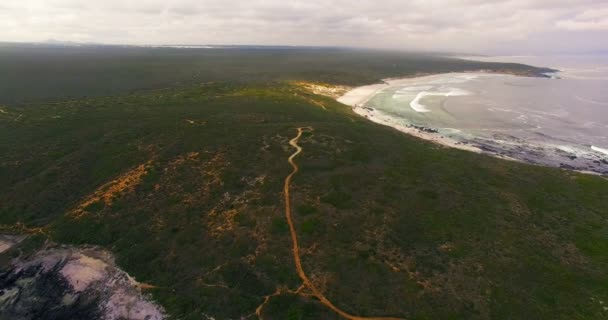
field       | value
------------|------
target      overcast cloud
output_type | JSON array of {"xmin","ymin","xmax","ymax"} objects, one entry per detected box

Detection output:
[{"xmin": 1, "ymin": 0, "xmax": 607, "ymax": 54}]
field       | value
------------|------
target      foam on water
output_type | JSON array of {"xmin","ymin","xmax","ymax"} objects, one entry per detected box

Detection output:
[
  {"xmin": 409, "ymin": 92, "xmax": 432, "ymax": 112},
  {"xmin": 409, "ymin": 88, "xmax": 471, "ymax": 113},
  {"xmin": 340, "ymin": 66, "xmax": 608, "ymax": 174},
  {"xmin": 427, "ymin": 74, "xmax": 481, "ymax": 85},
  {"xmin": 556, "ymin": 145, "xmax": 576, "ymax": 154},
  {"xmin": 591, "ymin": 145, "xmax": 608, "ymax": 156},
  {"xmin": 395, "ymin": 86, "xmax": 434, "ymax": 93}
]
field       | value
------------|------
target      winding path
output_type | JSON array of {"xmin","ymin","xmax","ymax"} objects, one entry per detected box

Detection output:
[{"xmin": 283, "ymin": 127, "xmax": 405, "ymax": 320}]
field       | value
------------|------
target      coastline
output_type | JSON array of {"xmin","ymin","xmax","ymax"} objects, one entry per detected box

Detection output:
[
  {"xmin": 347, "ymin": 101, "xmax": 483, "ymax": 154},
  {"xmin": 336, "ymin": 72, "xmax": 607, "ymax": 176},
  {"xmin": 337, "ymin": 72, "xmax": 495, "ymax": 154}
]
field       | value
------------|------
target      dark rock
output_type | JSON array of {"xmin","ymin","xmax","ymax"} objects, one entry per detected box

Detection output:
[{"xmin": 0, "ymin": 263, "xmax": 103, "ymax": 320}]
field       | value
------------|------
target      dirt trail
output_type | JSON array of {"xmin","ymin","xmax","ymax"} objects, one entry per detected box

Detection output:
[
  {"xmin": 283, "ymin": 127, "xmax": 405, "ymax": 320},
  {"xmin": 308, "ymin": 99, "xmax": 327, "ymax": 110}
]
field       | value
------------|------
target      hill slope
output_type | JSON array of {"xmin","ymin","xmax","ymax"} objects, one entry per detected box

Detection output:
[{"xmin": 1, "ymin": 80, "xmax": 606, "ymax": 319}]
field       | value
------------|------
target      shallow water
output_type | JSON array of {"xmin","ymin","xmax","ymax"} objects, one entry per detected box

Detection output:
[{"xmin": 363, "ymin": 56, "xmax": 608, "ymax": 174}]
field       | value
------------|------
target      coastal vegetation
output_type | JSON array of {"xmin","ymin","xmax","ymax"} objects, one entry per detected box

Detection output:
[
  {"xmin": 0, "ymin": 44, "xmax": 553, "ymax": 105},
  {"xmin": 0, "ymin": 45, "xmax": 606, "ymax": 320}
]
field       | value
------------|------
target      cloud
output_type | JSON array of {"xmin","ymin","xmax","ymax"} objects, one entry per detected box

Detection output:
[
  {"xmin": 556, "ymin": 7, "xmax": 608, "ymax": 31},
  {"xmin": 1, "ymin": 0, "xmax": 607, "ymax": 54}
]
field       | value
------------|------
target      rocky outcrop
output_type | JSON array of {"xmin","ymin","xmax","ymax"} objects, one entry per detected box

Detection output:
[{"xmin": 0, "ymin": 245, "xmax": 164, "ymax": 320}]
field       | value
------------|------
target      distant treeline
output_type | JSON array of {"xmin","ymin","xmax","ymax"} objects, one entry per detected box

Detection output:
[{"xmin": 0, "ymin": 44, "xmax": 552, "ymax": 105}]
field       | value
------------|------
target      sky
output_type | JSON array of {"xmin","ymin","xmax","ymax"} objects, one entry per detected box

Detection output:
[{"xmin": 1, "ymin": 0, "xmax": 607, "ymax": 54}]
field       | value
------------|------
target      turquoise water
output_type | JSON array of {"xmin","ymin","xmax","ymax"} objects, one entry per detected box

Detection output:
[{"xmin": 364, "ymin": 56, "xmax": 608, "ymax": 174}]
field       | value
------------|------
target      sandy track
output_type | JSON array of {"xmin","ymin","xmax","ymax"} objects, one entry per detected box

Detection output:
[{"xmin": 283, "ymin": 127, "xmax": 405, "ymax": 320}]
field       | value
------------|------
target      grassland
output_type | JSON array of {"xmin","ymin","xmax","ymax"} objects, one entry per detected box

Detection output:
[{"xmin": 0, "ymin": 46, "xmax": 606, "ymax": 320}]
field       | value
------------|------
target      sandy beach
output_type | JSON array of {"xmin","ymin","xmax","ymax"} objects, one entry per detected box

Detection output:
[
  {"xmin": 337, "ymin": 72, "xmax": 608, "ymax": 175},
  {"xmin": 337, "ymin": 74, "xmax": 484, "ymax": 154}
]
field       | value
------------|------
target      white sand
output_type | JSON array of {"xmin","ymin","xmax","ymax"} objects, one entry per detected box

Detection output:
[{"xmin": 337, "ymin": 83, "xmax": 387, "ymax": 106}]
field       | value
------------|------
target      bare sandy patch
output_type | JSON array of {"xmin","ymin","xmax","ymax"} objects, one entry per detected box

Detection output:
[
  {"xmin": 70, "ymin": 161, "xmax": 152, "ymax": 218},
  {"xmin": 293, "ymin": 81, "xmax": 351, "ymax": 99}
]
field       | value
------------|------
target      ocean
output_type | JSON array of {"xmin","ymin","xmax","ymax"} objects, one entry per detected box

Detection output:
[{"xmin": 345, "ymin": 55, "xmax": 608, "ymax": 174}]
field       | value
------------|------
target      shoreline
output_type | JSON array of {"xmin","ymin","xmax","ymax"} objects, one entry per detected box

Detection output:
[
  {"xmin": 349, "ymin": 104, "xmax": 483, "ymax": 154},
  {"xmin": 337, "ymin": 72, "xmax": 502, "ymax": 154},
  {"xmin": 336, "ymin": 72, "xmax": 607, "ymax": 176}
]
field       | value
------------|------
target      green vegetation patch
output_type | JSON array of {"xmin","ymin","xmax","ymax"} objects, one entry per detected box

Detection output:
[{"xmin": 0, "ymin": 51, "xmax": 604, "ymax": 320}]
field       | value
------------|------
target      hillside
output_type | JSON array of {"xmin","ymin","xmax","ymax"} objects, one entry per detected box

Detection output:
[{"xmin": 0, "ymin": 47, "xmax": 606, "ymax": 320}]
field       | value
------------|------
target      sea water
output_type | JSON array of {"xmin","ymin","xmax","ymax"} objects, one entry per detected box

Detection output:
[{"xmin": 363, "ymin": 55, "xmax": 608, "ymax": 174}]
